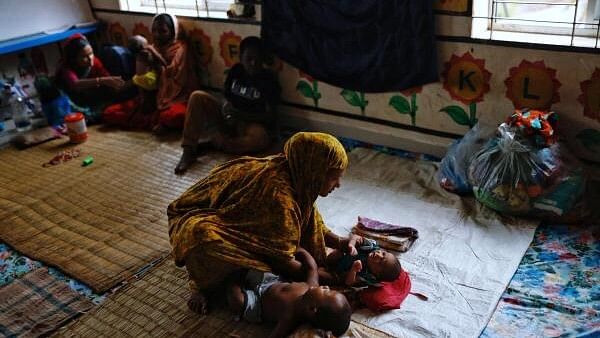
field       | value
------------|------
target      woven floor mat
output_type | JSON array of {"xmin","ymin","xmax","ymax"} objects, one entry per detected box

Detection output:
[
  {"xmin": 0, "ymin": 127, "xmax": 233, "ymax": 293},
  {"xmin": 55, "ymin": 258, "xmax": 392, "ymax": 338},
  {"xmin": 0, "ymin": 268, "xmax": 94, "ymax": 338}
]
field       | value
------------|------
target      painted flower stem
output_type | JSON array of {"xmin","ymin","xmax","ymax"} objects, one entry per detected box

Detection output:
[
  {"xmin": 312, "ymin": 80, "xmax": 319, "ymax": 108},
  {"xmin": 469, "ymin": 102, "xmax": 477, "ymax": 127},
  {"xmin": 360, "ymin": 92, "xmax": 366, "ymax": 115},
  {"xmin": 410, "ymin": 93, "xmax": 417, "ymax": 126}
]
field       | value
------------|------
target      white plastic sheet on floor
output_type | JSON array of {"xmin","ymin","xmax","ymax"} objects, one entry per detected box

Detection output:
[{"xmin": 318, "ymin": 148, "xmax": 538, "ymax": 338}]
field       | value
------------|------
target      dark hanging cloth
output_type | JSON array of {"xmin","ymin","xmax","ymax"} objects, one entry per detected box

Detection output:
[{"xmin": 261, "ymin": 0, "xmax": 439, "ymax": 93}]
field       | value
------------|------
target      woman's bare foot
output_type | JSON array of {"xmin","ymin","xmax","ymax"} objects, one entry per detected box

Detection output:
[
  {"xmin": 174, "ymin": 145, "xmax": 197, "ymax": 174},
  {"xmin": 152, "ymin": 124, "xmax": 169, "ymax": 136},
  {"xmin": 188, "ymin": 292, "xmax": 208, "ymax": 314}
]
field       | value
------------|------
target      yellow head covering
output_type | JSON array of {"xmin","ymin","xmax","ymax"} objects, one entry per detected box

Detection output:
[{"xmin": 284, "ymin": 132, "xmax": 348, "ymax": 228}]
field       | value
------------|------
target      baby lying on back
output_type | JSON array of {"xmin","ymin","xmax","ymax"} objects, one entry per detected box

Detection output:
[
  {"xmin": 226, "ymin": 248, "xmax": 352, "ymax": 338},
  {"xmin": 328, "ymin": 238, "xmax": 401, "ymax": 287}
]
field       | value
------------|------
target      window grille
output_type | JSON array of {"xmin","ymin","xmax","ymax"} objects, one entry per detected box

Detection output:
[
  {"xmin": 472, "ymin": 0, "xmax": 600, "ymax": 49},
  {"xmin": 120, "ymin": 0, "xmax": 234, "ymax": 18}
]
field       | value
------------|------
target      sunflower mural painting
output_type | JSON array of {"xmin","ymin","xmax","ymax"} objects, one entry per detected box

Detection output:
[
  {"xmin": 341, "ymin": 90, "xmax": 368, "ymax": 115},
  {"xmin": 440, "ymin": 52, "xmax": 491, "ymax": 128},
  {"xmin": 189, "ymin": 28, "xmax": 214, "ymax": 85},
  {"xmin": 576, "ymin": 69, "xmax": 600, "ymax": 153},
  {"xmin": 505, "ymin": 60, "xmax": 561, "ymax": 110},
  {"xmin": 132, "ymin": 22, "xmax": 152, "ymax": 44},
  {"xmin": 389, "ymin": 85, "xmax": 423, "ymax": 126},
  {"xmin": 219, "ymin": 31, "xmax": 242, "ymax": 74},
  {"xmin": 296, "ymin": 71, "xmax": 321, "ymax": 108},
  {"xmin": 108, "ymin": 22, "xmax": 128, "ymax": 47},
  {"xmin": 578, "ymin": 68, "xmax": 600, "ymax": 123}
]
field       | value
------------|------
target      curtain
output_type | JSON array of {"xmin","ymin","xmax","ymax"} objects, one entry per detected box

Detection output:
[{"xmin": 261, "ymin": 0, "xmax": 439, "ymax": 93}]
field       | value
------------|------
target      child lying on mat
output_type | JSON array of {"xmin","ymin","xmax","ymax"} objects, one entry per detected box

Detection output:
[
  {"xmin": 327, "ymin": 238, "xmax": 401, "ymax": 287},
  {"xmin": 226, "ymin": 248, "xmax": 352, "ymax": 338}
]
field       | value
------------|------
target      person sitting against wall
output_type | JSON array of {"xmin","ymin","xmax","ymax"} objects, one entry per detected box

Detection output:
[
  {"xmin": 102, "ymin": 36, "xmax": 162, "ymax": 130},
  {"xmin": 174, "ymin": 36, "xmax": 280, "ymax": 174},
  {"xmin": 147, "ymin": 13, "xmax": 199, "ymax": 132},
  {"xmin": 55, "ymin": 33, "xmax": 125, "ymax": 123},
  {"xmin": 103, "ymin": 14, "xmax": 198, "ymax": 132}
]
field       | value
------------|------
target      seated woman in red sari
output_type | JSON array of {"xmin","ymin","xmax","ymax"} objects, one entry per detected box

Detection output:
[
  {"xmin": 55, "ymin": 33, "xmax": 125, "ymax": 123},
  {"xmin": 103, "ymin": 13, "xmax": 198, "ymax": 132}
]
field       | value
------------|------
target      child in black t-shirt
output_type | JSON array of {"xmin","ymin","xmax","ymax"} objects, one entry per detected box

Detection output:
[
  {"xmin": 222, "ymin": 37, "xmax": 280, "ymax": 134},
  {"xmin": 175, "ymin": 36, "xmax": 281, "ymax": 174}
]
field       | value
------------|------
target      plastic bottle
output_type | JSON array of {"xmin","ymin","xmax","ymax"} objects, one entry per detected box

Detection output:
[{"xmin": 12, "ymin": 96, "xmax": 32, "ymax": 132}]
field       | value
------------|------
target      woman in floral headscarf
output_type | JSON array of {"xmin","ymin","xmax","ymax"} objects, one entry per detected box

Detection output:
[
  {"xmin": 168, "ymin": 132, "xmax": 361, "ymax": 313},
  {"xmin": 103, "ymin": 13, "xmax": 198, "ymax": 131}
]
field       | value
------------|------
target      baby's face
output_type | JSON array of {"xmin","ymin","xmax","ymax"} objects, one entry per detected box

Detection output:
[
  {"xmin": 304, "ymin": 285, "xmax": 334, "ymax": 303},
  {"xmin": 135, "ymin": 59, "xmax": 150, "ymax": 75},
  {"xmin": 366, "ymin": 250, "xmax": 397, "ymax": 278},
  {"xmin": 304, "ymin": 286, "xmax": 346, "ymax": 309}
]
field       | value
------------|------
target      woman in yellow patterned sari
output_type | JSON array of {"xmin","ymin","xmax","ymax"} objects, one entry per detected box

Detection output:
[{"xmin": 168, "ymin": 132, "xmax": 360, "ymax": 313}]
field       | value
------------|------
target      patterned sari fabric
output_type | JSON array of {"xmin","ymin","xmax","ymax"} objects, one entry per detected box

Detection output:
[
  {"xmin": 168, "ymin": 132, "xmax": 348, "ymax": 288},
  {"xmin": 482, "ymin": 223, "xmax": 599, "ymax": 337}
]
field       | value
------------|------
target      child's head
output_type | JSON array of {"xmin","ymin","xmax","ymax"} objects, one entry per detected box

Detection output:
[
  {"xmin": 135, "ymin": 49, "xmax": 156, "ymax": 74},
  {"xmin": 301, "ymin": 286, "xmax": 351, "ymax": 336},
  {"xmin": 128, "ymin": 35, "xmax": 148, "ymax": 54},
  {"xmin": 366, "ymin": 249, "xmax": 401, "ymax": 282},
  {"xmin": 239, "ymin": 36, "xmax": 264, "ymax": 77}
]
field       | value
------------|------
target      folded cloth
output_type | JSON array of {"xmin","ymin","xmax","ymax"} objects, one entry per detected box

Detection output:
[
  {"xmin": 357, "ymin": 216, "xmax": 419, "ymax": 237},
  {"xmin": 352, "ymin": 216, "xmax": 418, "ymax": 253}
]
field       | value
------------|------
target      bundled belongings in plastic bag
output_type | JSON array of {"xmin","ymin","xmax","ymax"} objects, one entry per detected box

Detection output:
[
  {"xmin": 438, "ymin": 122, "xmax": 496, "ymax": 194},
  {"xmin": 467, "ymin": 109, "xmax": 585, "ymax": 216},
  {"xmin": 351, "ymin": 216, "xmax": 418, "ymax": 253}
]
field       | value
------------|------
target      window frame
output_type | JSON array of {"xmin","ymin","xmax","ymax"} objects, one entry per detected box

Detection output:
[
  {"xmin": 471, "ymin": 0, "xmax": 600, "ymax": 48},
  {"xmin": 119, "ymin": 0, "xmax": 233, "ymax": 18}
]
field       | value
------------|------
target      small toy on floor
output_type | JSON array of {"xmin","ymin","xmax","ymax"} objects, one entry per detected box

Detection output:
[{"xmin": 81, "ymin": 155, "xmax": 94, "ymax": 167}]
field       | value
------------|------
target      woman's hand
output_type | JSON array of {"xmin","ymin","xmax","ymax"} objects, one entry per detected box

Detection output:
[
  {"xmin": 102, "ymin": 76, "xmax": 125, "ymax": 90},
  {"xmin": 340, "ymin": 234, "xmax": 364, "ymax": 256},
  {"xmin": 144, "ymin": 45, "xmax": 167, "ymax": 66}
]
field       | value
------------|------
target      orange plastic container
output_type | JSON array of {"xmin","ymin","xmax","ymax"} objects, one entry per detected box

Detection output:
[{"xmin": 64, "ymin": 112, "xmax": 88, "ymax": 143}]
